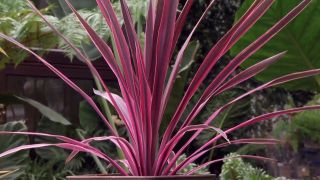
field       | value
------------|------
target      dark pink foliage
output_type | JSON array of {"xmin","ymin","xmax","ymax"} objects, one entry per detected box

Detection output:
[{"xmin": 0, "ymin": 0, "xmax": 317, "ymax": 176}]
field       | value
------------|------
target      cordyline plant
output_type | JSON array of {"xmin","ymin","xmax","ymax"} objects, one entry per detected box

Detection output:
[{"xmin": 0, "ymin": 0, "xmax": 319, "ymax": 176}]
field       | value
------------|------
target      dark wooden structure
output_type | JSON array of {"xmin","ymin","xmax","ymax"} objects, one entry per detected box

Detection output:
[{"xmin": 0, "ymin": 52, "xmax": 116, "ymax": 130}]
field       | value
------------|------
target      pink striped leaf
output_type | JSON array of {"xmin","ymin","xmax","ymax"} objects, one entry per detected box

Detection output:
[
  {"xmin": 162, "ymin": 68, "xmax": 320, "ymax": 176},
  {"xmin": 186, "ymin": 155, "xmax": 275, "ymax": 175},
  {"xmin": 154, "ymin": 124, "xmax": 229, "ymax": 175},
  {"xmin": 181, "ymin": 51, "xmax": 287, "ymax": 128},
  {"xmin": 179, "ymin": 0, "xmax": 310, "ymax": 133},
  {"xmin": 0, "ymin": 0, "xmax": 315, "ymax": 176},
  {"xmin": 66, "ymin": 135, "xmax": 140, "ymax": 175},
  {"xmin": 0, "ymin": 131, "xmax": 128, "ymax": 175},
  {"xmin": 161, "ymin": 0, "xmax": 276, "ymax": 150},
  {"xmin": 174, "ymin": 105, "xmax": 320, "ymax": 175},
  {"xmin": 96, "ymin": 0, "xmax": 137, "ymax": 100},
  {"xmin": 93, "ymin": 89, "xmax": 130, "ymax": 126},
  {"xmin": 0, "ymin": 33, "xmax": 117, "ymax": 136}
]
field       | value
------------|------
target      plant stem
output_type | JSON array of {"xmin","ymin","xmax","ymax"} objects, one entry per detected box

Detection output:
[
  {"xmin": 137, "ymin": 6, "xmax": 142, "ymax": 41},
  {"xmin": 110, "ymin": 36, "xmax": 123, "ymax": 72},
  {"xmin": 208, "ymin": 104, "xmax": 234, "ymax": 161},
  {"xmin": 93, "ymin": 75, "xmax": 125, "ymax": 161},
  {"xmin": 76, "ymin": 129, "xmax": 107, "ymax": 174}
]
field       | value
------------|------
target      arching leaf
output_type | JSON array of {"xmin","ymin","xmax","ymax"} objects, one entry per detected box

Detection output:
[{"xmin": 16, "ymin": 96, "xmax": 71, "ymax": 125}]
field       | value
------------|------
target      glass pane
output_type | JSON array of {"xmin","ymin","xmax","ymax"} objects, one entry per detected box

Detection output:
[{"xmin": 5, "ymin": 75, "xmax": 93, "ymax": 129}]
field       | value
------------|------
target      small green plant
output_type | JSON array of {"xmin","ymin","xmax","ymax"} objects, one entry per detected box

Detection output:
[
  {"xmin": 175, "ymin": 154, "xmax": 210, "ymax": 175},
  {"xmin": 220, "ymin": 153, "xmax": 273, "ymax": 180},
  {"xmin": 275, "ymin": 94, "xmax": 320, "ymax": 151}
]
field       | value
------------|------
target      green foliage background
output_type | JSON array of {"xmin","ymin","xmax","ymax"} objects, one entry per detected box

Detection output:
[{"xmin": 231, "ymin": 0, "xmax": 320, "ymax": 91}]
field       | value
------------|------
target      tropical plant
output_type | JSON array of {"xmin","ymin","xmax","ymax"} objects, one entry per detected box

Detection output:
[
  {"xmin": 0, "ymin": 0, "xmax": 146, "ymax": 67},
  {"xmin": 0, "ymin": 0, "xmax": 58, "ymax": 68},
  {"xmin": 56, "ymin": 0, "xmax": 147, "ymax": 60},
  {"xmin": 231, "ymin": 0, "xmax": 320, "ymax": 92},
  {"xmin": 0, "ymin": 0, "xmax": 319, "ymax": 177}
]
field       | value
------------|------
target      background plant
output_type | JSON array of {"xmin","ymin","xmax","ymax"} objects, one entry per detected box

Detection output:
[
  {"xmin": 274, "ymin": 94, "xmax": 320, "ymax": 151},
  {"xmin": 232, "ymin": 0, "xmax": 320, "ymax": 177},
  {"xmin": 0, "ymin": 0, "xmax": 58, "ymax": 68},
  {"xmin": 220, "ymin": 153, "xmax": 274, "ymax": 180},
  {"xmin": 0, "ymin": 0, "xmax": 146, "ymax": 67},
  {"xmin": 231, "ymin": 0, "xmax": 320, "ymax": 91}
]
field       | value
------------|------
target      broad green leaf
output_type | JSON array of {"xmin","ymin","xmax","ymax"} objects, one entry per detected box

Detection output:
[
  {"xmin": 0, "ymin": 121, "xmax": 29, "ymax": 180},
  {"xmin": 16, "ymin": 96, "xmax": 71, "ymax": 125},
  {"xmin": 231, "ymin": 0, "xmax": 320, "ymax": 91}
]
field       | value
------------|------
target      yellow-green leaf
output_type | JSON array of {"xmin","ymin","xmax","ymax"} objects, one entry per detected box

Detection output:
[{"xmin": 0, "ymin": 47, "xmax": 8, "ymax": 57}]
